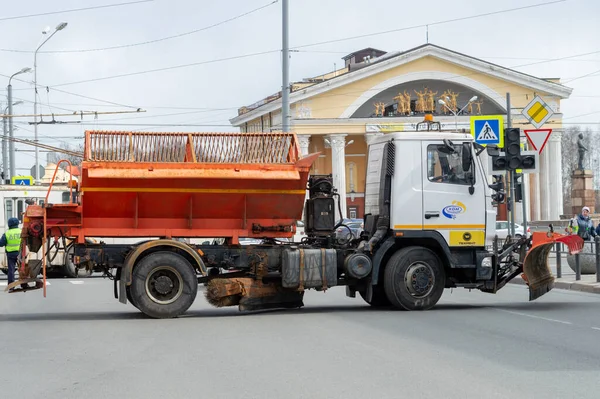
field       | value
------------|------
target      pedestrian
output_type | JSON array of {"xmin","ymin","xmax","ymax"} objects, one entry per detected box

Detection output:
[
  {"xmin": 575, "ymin": 206, "xmax": 596, "ymax": 241},
  {"xmin": 0, "ymin": 217, "xmax": 21, "ymax": 292}
]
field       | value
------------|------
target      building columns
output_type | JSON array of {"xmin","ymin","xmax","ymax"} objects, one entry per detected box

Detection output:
[
  {"xmin": 547, "ymin": 130, "xmax": 563, "ymax": 219},
  {"xmin": 297, "ymin": 135, "xmax": 311, "ymax": 223},
  {"xmin": 539, "ymin": 143, "xmax": 551, "ymax": 220},
  {"xmin": 364, "ymin": 132, "xmax": 384, "ymax": 146},
  {"xmin": 297, "ymin": 134, "xmax": 311, "ymax": 157},
  {"xmin": 327, "ymin": 134, "xmax": 347, "ymax": 221}
]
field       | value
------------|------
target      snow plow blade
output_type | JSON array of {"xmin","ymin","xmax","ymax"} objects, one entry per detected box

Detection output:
[{"xmin": 522, "ymin": 232, "xmax": 584, "ymax": 301}]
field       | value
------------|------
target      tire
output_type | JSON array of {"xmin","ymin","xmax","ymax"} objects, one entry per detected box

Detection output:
[
  {"xmin": 129, "ymin": 251, "xmax": 198, "ymax": 319},
  {"xmin": 359, "ymin": 285, "xmax": 391, "ymax": 307},
  {"xmin": 383, "ymin": 246, "xmax": 445, "ymax": 311},
  {"xmin": 126, "ymin": 286, "xmax": 139, "ymax": 310},
  {"xmin": 62, "ymin": 245, "xmax": 93, "ymax": 278}
]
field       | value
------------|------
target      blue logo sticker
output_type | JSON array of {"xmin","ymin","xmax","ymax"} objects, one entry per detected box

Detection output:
[{"xmin": 442, "ymin": 201, "xmax": 466, "ymax": 219}]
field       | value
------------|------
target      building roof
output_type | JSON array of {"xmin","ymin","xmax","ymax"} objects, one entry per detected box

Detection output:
[
  {"xmin": 230, "ymin": 43, "xmax": 573, "ymax": 126},
  {"xmin": 341, "ymin": 47, "xmax": 387, "ymax": 61}
]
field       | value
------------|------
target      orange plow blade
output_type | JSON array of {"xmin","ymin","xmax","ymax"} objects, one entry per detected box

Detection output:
[{"xmin": 522, "ymin": 232, "xmax": 584, "ymax": 301}]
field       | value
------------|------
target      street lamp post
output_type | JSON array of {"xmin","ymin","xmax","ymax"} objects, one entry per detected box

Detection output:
[
  {"xmin": 3, "ymin": 101, "xmax": 23, "ymax": 183},
  {"xmin": 33, "ymin": 22, "xmax": 67, "ymax": 184},
  {"xmin": 438, "ymin": 95, "xmax": 478, "ymax": 130},
  {"xmin": 8, "ymin": 67, "xmax": 32, "ymax": 180}
]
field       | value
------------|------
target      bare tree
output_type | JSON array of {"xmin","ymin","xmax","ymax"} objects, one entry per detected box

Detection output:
[{"xmin": 46, "ymin": 142, "xmax": 84, "ymax": 169}]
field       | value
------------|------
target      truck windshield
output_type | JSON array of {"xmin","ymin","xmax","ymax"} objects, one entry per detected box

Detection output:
[{"xmin": 427, "ymin": 144, "xmax": 473, "ymax": 185}]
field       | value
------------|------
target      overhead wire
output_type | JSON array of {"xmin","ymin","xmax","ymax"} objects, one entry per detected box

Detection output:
[
  {"xmin": 0, "ymin": 0, "xmax": 279, "ymax": 54},
  {"xmin": 0, "ymin": 0, "xmax": 154, "ymax": 22},
  {"xmin": 290, "ymin": 0, "xmax": 567, "ymax": 50}
]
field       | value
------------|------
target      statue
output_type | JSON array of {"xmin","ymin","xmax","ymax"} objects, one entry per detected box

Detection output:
[
  {"xmin": 374, "ymin": 102, "xmax": 386, "ymax": 117},
  {"xmin": 439, "ymin": 90, "xmax": 453, "ymax": 114},
  {"xmin": 473, "ymin": 99, "xmax": 483, "ymax": 115},
  {"xmin": 403, "ymin": 91, "xmax": 412, "ymax": 115},
  {"xmin": 447, "ymin": 91, "xmax": 459, "ymax": 113},
  {"xmin": 393, "ymin": 93, "xmax": 406, "ymax": 116},
  {"xmin": 577, "ymin": 132, "xmax": 588, "ymax": 170},
  {"xmin": 426, "ymin": 88, "xmax": 438, "ymax": 113},
  {"xmin": 414, "ymin": 89, "xmax": 427, "ymax": 113}
]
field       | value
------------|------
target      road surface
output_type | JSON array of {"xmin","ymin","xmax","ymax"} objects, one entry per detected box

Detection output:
[{"xmin": 1, "ymin": 277, "xmax": 599, "ymax": 399}]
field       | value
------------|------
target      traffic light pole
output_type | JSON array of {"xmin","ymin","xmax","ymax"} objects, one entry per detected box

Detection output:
[{"xmin": 506, "ymin": 93, "xmax": 516, "ymax": 237}]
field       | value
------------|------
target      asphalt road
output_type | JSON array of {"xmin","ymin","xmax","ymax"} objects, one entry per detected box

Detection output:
[{"xmin": 1, "ymin": 277, "xmax": 600, "ymax": 399}]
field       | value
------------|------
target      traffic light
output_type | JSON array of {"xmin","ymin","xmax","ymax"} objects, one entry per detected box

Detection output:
[
  {"xmin": 487, "ymin": 145, "xmax": 508, "ymax": 172},
  {"xmin": 514, "ymin": 173, "xmax": 523, "ymax": 202},
  {"xmin": 504, "ymin": 128, "xmax": 522, "ymax": 170},
  {"xmin": 489, "ymin": 175, "xmax": 506, "ymax": 206}
]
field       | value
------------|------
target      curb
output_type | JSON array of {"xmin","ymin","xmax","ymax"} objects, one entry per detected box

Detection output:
[{"xmin": 509, "ymin": 276, "xmax": 600, "ymax": 294}]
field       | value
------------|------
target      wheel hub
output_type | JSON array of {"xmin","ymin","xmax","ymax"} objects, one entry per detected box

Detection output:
[
  {"xmin": 145, "ymin": 266, "xmax": 183, "ymax": 305},
  {"xmin": 154, "ymin": 275, "xmax": 174, "ymax": 295},
  {"xmin": 404, "ymin": 262, "xmax": 435, "ymax": 298}
]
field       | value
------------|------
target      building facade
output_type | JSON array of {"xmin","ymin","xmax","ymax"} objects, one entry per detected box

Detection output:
[{"xmin": 230, "ymin": 44, "xmax": 573, "ymax": 222}]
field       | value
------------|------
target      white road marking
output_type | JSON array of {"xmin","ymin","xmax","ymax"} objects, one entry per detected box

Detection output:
[
  {"xmin": 494, "ymin": 309, "xmax": 572, "ymax": 325},
  {"xmin": 0, "ymin": 282, "xmax": 6, "ymax": 286},
  {"xmin": 591, "ymin": 327, "xmax": 600, "ymax": 331},
  {"xmin": 69, "ymin": 280, "xmax": 84, "ymax": 285}
]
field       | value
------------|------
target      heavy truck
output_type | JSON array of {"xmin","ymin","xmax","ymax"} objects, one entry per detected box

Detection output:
[{"xmin": 9, "ymin": 130, "xmax": 582, "ymax": 318}]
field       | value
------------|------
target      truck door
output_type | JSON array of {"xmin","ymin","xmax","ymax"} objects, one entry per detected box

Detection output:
[{"xmin": 421, "ymin": 140, "xmax": 486, "ymax": 247}]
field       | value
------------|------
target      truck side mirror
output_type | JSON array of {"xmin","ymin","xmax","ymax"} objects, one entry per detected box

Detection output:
[{"xmin": 461, "ymin": 143, "xmax": 472, "ymax": 172}]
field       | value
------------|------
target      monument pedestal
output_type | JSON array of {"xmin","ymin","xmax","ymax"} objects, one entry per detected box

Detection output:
[{"xmin": 570, "ymin": 169, "xmax": 595, "ymax": 215}]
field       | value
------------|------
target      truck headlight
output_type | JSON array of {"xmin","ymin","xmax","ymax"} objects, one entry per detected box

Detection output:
[{"xmin": 481, "ymin": 257, "xmax": 492, "ymax": 268}]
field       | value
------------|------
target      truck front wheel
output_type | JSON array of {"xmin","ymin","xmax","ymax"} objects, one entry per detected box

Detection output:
[
  {"xmin": 129, "ymin": 251, "xmax": 198, "ymax": 318},
  {"xmin": 383, "ymin": 246, "xmax": 445, "ymax": 311}
]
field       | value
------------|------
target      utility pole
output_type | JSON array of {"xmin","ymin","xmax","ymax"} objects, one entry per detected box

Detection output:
[
  {"xmin": 281, "ymin": 0, "xmax": 290, "ymax": 133},
  {"xmin": 506, "ymin": 93, "xmax": 516, "ymax": 237},
  {"xmin": 2, "ymin": 110, "xmax": 7, "ymax": 183},
  {"xmin": 8, "ymin": 67, "xmax": 31, "ymax": 180}
]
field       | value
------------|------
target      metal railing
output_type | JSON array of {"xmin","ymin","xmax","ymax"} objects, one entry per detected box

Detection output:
[
  {"xmin": 84, "ymin": 131, "xmax": 299, "ymax": 164},
  {"xmin": 552, "ymin": 235, "xmax": 600, "ymax": 282}
]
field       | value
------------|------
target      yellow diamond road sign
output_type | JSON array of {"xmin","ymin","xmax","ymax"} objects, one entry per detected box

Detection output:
[{"xmin": 522, "ymin": 95, "xmax": 554, "ymax": 129}]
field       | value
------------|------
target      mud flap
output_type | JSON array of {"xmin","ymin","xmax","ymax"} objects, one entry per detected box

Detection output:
[{"xmin": 522, "ymin": 232, "xmax": 584, "ymax": 301}]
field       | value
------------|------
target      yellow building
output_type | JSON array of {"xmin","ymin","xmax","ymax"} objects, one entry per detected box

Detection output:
[{"xmin": 230, "ymin": 44, "xmax": 573, "ymax": 221}]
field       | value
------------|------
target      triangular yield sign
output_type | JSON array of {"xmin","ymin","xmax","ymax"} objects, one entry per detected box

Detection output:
[{"xmin": 524, "ymin": 129, "xmax": 552, "ymax": 153}]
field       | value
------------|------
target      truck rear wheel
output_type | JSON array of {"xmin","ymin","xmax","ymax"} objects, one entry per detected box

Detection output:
[
  {"xmin": 130, "ymin": 251, "xmax": 198, "ymax": 318},
  {"xmin": 63, "ymin": 244, "xmax": 92, "ymax": 278},
  {"xmin": 383, "ymin": 246, "xmax": 445, "ymax": 311}
]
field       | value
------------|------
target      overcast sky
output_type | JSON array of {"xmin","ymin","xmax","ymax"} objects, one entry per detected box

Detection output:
[{"xmin": 0, "ymin": 0, "xmax": 598, "ymax": 174}]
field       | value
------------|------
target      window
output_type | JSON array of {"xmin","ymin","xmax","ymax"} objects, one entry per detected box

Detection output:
[
  {"xmin": 427, "ymin": 143, "xmax": 474, "ymax": 186},
  {"xmin": 5, "ymin": 199, "xmax": 13, "ymax": 224},
  {"xmin": 16, "ymin": 199, "xmax": 24, "ymax": 222},
  {"xmin": 62, "ymin": 192, "xmax": 71, "ymax": 203}
]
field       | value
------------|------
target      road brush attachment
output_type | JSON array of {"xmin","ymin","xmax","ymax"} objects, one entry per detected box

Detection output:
[
  {"xmin": 522, "ymin": 231, "xmax": 584, "ymax": 300},
  {"xmin": 5, "ymin": 256, "xmax": 44, "ymax": 293},
  {"xmin": 205, "ymin": 278, "xmax": 304, "ymax": 312}
]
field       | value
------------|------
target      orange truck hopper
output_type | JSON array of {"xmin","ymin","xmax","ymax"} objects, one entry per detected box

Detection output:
[{"xmin": 43, "ymin": 131, "xmax": 319, "ymax": 243}]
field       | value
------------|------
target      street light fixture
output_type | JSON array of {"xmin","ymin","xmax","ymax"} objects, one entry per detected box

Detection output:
[
  {"xmin": 438, "ymin": 95, "xmax": 479, "ymax": 130},
  {"xmin": 33, "ymin": 22, "xmax": 68, "ymax": 185},
  {"xmin": 7, "ymin": 67, "xmax": 31, "ymax": 181}
]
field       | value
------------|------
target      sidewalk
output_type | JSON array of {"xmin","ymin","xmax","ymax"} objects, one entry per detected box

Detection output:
[{"xmin": 510, "ymin": 257, "xmax": 600, "ymax": 294}]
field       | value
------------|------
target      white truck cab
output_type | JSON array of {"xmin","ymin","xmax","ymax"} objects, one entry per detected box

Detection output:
[{"xmin": 365, "ymin": 132, "xmax": 496, "ymax": 250}]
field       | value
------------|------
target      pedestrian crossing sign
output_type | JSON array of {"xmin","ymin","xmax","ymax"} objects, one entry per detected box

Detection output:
[{"xmin": 470, "ymin": 115, "xmax": 504, "ymax": 147}]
